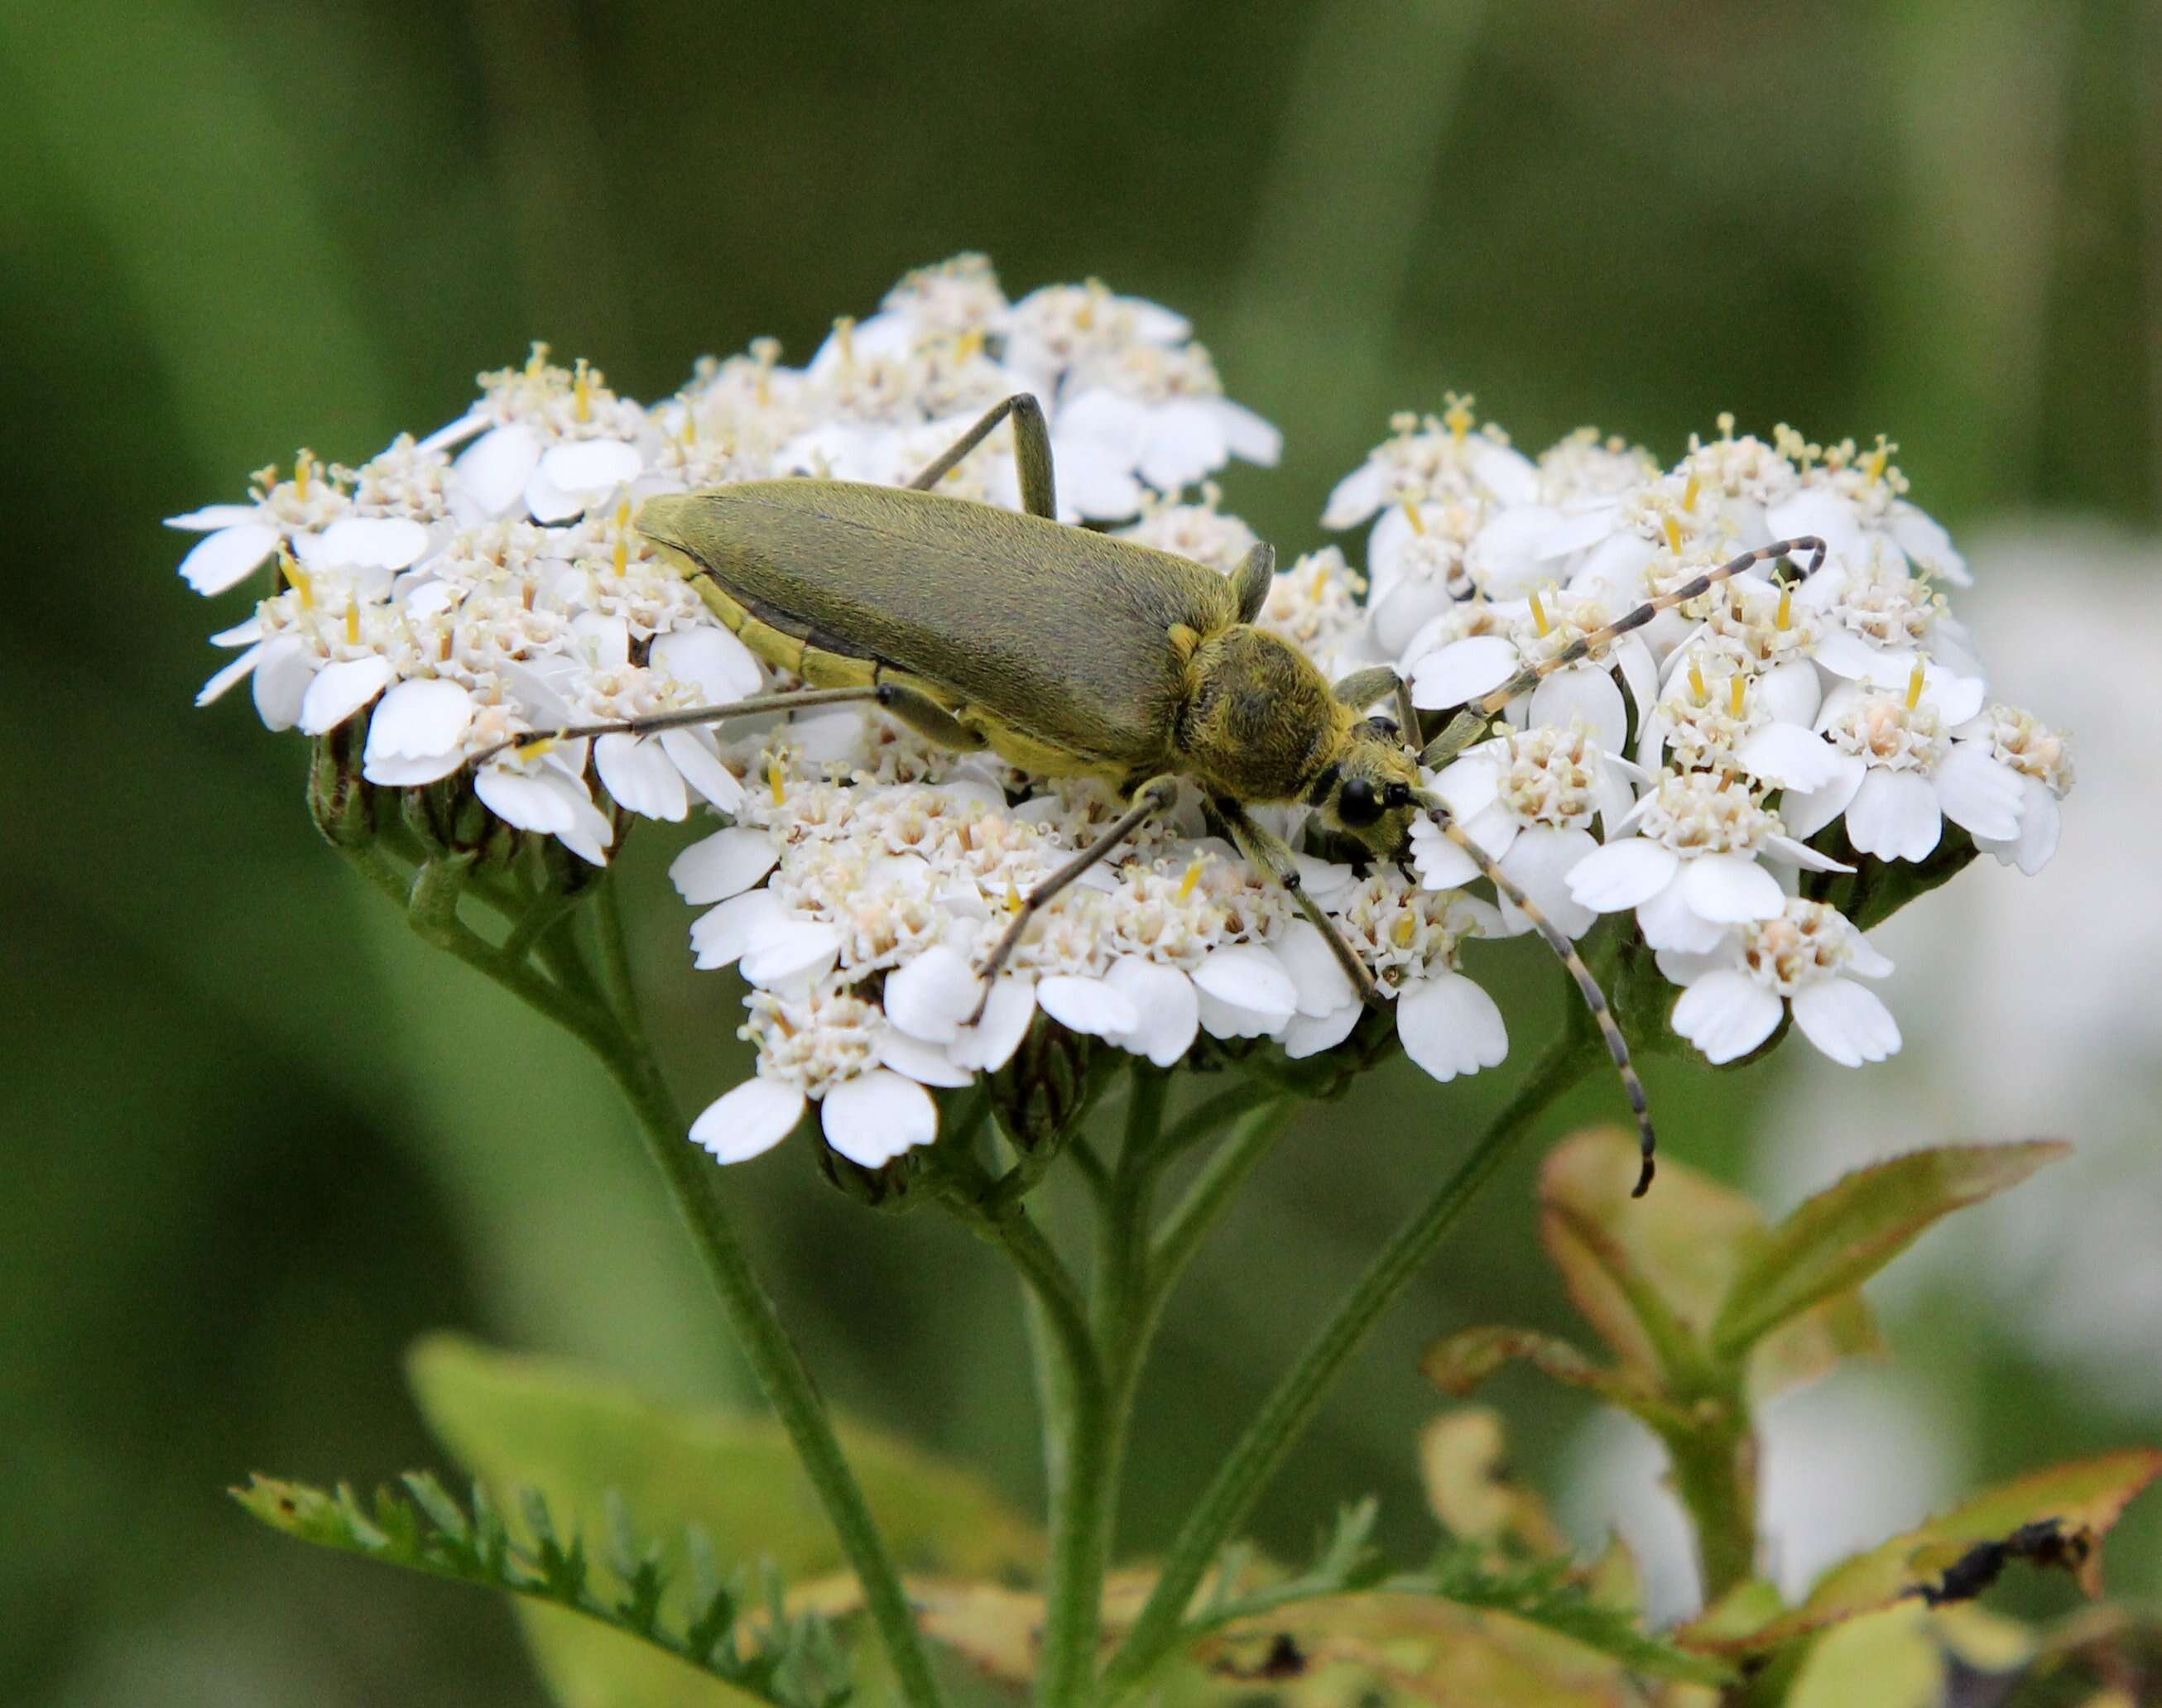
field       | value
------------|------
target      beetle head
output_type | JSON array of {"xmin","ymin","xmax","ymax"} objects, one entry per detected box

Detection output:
[{"xmin": 1313, "ymin": 717, "xmax": 1423, "ymax": 860}]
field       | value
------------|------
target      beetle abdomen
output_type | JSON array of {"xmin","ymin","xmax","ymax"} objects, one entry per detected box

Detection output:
[{"xmin": 640, "ymin": 482, "xmax": 1239, "ymax": 775}]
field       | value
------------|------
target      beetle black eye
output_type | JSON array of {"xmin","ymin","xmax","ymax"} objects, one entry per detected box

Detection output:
[
  {"xmin": 1337, "ymin": 777, "xmax": 1384, "ymax": 828},
  {"xmin": 1383, "ymin": 781, "xmax": 1412, "ymax": 808}
]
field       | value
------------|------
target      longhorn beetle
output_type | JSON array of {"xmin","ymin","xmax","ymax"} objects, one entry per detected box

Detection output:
[{"xmin": 492, "ymin": 394, "xmax": 1826, "ymax": 1195}]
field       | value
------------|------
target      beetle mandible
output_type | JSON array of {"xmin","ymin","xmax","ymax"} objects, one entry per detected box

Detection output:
[{"xmin": 498, "ymin": 394, "xmax": 1827, "ymax": 1195}]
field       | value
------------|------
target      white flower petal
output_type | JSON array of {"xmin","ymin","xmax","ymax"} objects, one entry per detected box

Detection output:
[
  {"xmin": 1410, "ymin": 817, "xmax": 1484, "ymax": 890},
  {"xmin": 1566, "ymin": 838, "xmax": 1679, "ymax": 912},
  {"xmin": 366, "ymin": 676, "xmax": 474, "ymax": 760},
  {"xmin": 1273, "ymin": 920, "xmax": 1360, "ymax": 1018},
  {"xmin": 1790, "ymin": 978, "xmax": 1901, "ymax": 1067},
  {"xmin": 453, "ymin": 423, "xmax": 541, "ymax": 517},
  {"xmin": 1469, "ymin": 440, "xmax": 1539, "ymax": 506},
  {"xmin": 2004, "ymin": 775, "xmax": 2060, "ymax": 876},
  {"xmin": 166, "ymin": 502, "xmax": 262, "ymax": 532},
  {"xmin": 670, "ymin": 827, "xmax": 780, "ymax": 905},
  {"xmin": 1846, "ymin": 768, "xmax": 1942, "ymax": 862},
  {"xmin": 1845, "ymin": 930, "xmax": 1895, "ymax": 980},
  {"xmin": 1036, "ymin": 973, "xmax": 1140, "ymax": 1039},
  {"xmin": 476, "ymin": 764, "xmax": 575, "ymax": 835},
  {"xmin": 1103, "ymin": 958, "xmax": 1201, "ymax": 1067},
  {"xmin": 689, "ymin": 1077, "xmax": 806, "ymax": 1163},
  {"xmin": 178, "ymin": 522, "xmax": 279, "ymax": 595},
  {"xmin": 1190, "ymin": 943, "xmax": 1299, "ymax": 1023},
  {"xmin": 1323, "ymin": 462, "xmax": 1387, "ymax": 530},
  {"xmin": 196, "ymin": 641, "xmax": 266, "ymax": 707},
  {"xmin": 1776, "ymin": 752, "xmax": 1867, "ymax": 842},
  {"xmin": 820, "ymin": 1069, "xmax": 938, "ymax": 1168},
  {"xmin": 315, "ymin": 516, "xmax": 431, "ymax": 570},
  {"xmin": 1497, "ymin": 826, "xmax": 1598, "ymax": 938},
  {"xmin": 1637, "ymin": 872, "xmax": 1727, "ymax": 952},
  {"xmin": 877, "ymin": 1029, "xmax": 975, "ymax": 1089},
  {"xmin": 1410, "ymin": 636, "xmax": 1520, "ymax": 711},
  {"xmin": 540, "ymin": 437, "xmax": 644, "ymax": 496},
  {"xmin": 1528, "ymin": 666, "xmax": 1626, "ymax": 756},
  {"xmin": 1671, "ymin": 971, "xmax": 1784, "ymax": 1065},
  {"xmin": 298, "ymin": 655, "xmax": 393, "ymax": 734},
  {"xmin": 950, "ymin": 976, "xmax": 1036, "ymax": 1072},
  {"xmin": 1680, "ymin": 852, "xmax": 1786, "ymax": 924},
  {"xmin": 595, "ymin": 732, "xmax": 689, "ymax": 822},
  {"xmin": 740, "ymin": 920, "xmax": 843, "ymax": 987},
  {"xmin": 1397, "ymin": 970, "xmax": 1509, "ymax": 1082},
  {"xmin": 658, "ymin": 727, "xmax": 747, "ymax": 813},
  {"xmin": 1759, "ymin": 660, "xmax": 1823, "ymax": 728},
  {"xmin": 1735, "ymin": 722, "xmax": 1841, "ymax": 792},
  {"xmin": 1934, "ymin": 745, "xmax": 2024, "ymax": 842},
  {"xmin": 1282, "ymin": 1002, "xmax": 1362, "ymax": 1059},
  {"xmin": 651, "ymin": 625, "xmax": 765, "ymax": 703},
  {"xmin": 1211, "ymin": 398, "xmax": 1282, "ymax": 467},
  {"xmin": 249, "ymin": 638, "xmax": 313, "ymax": 732},
  {"xmin": 884, "ymin": 945, "xmax": 983, "ymax": 1044}
]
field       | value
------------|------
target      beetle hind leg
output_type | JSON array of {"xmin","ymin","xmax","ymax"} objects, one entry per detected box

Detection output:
[
  {"xmin": 906, "ymin": 392, "xmax": 1057, "ymax": 520},
  {"xmin": 1216, "ymin": 800, "xmax": 1385, "ymax": 1012}
]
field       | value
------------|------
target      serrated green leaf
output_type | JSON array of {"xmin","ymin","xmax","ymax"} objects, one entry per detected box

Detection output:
[
  {"xmin": 406, "ymin": 1333, "xmax": 1041, "ymax": 1708},
  {"xmin": 1709, "ymin": 1141, "xmax": 2067, "ymax": 1361}
]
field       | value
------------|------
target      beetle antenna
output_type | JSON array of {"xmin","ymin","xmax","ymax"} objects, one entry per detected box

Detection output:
[
  {"xmin": 464, "ymin": 686, "xmax": 886, "ymax": 769},
  {"xmin": 1415, "ymin": 792, "xmax": 1655, "ymax": 1195},
  {"xmin": 1420, "ymin": 536, "xmax": 1828, "ymax": 769}
]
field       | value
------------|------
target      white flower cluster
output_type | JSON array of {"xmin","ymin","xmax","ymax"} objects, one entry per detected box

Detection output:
[
  {"xmin": 178, "ymin": 259, "xmax": 2069, "ymax": 1173},
  {"xmin": 1352, "ymin": 407, "xmax": 2072, "ymax": 1069}
]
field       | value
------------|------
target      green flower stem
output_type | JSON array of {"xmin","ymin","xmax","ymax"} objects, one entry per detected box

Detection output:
[
  {"xmin": 1664, "ymin": 1409, "xmax": 1759, "ymax": 1603},
  {"xmin": 1037, "ymin": 1071, "xmax": 1169, "ymax": 1707},
  {"xmin": 1098, "ymin": 1031, "xmax": 1597, "ymax": 1704},
  {"xmin": 347, "ymin": 848, "xmax": 948, "ymax": 1708}
]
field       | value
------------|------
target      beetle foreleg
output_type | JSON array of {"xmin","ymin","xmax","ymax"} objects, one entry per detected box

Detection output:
[
  {"xmin": 1414, "ymin": 791, "xmax": 1657, "ymax": 1196},
  {"xmin": 906, "ymin": 392, "xmax": 1057, "ymax": 520},
  {"xmin": 1217, "ymin": 801, "xmax": 1385, "ymax": 1012},
  {"xmin": 966, "ymin": 775, "xmax": 1179, "ymax": 1023}
]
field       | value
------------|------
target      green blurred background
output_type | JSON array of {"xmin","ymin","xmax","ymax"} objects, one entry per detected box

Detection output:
[{"xmin": 6, "ymin": 1, "xmax": 2160, "ymax": 1701}]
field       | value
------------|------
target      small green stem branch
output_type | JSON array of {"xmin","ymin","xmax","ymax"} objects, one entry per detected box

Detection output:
[
  {"xmin": 1097, "ymin": 1031, "xmax": 1597, "ymax": 1703},
  {"xmin": 346, "ymin": 849, "xmax": 946, "ymax": 1708},
  {"xmin": 1664, "ymin": 1408, "xmax": 1759, "ymax": 1605}
]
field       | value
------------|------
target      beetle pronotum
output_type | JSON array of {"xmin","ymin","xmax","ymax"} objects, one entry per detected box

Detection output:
[{"xmin": 488, "ymin": 395, "xmax": 1825, "ymax": 1194}]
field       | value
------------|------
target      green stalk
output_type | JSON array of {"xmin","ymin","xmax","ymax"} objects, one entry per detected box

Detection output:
[
  {"xmin": 1036, "ymin": 1071, "xmax": 1168, "ymax": 1706},
  {"xmin": 355, "ymin": 851, "xmax": 948, "ymax": 1708},
  {"xmin": 1098, "ymin": 1033, "xmax": 1595, "ymax": 1702}
]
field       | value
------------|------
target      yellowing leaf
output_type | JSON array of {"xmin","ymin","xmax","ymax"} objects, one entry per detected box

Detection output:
[
  {"xmin": 1417, "ymin": 1410, "xmax": 1569, "ymax": 1556},
  {"xmin": 1680, "ymin": 1451, "xmax": 2162, "ymax": 1656},
  {"xmin": 406, "ymin": 1334, "xmax": 1042, "ymax": 1708},
  {"xmin": 1709, "ymin": 1142, "xmax": 2067, "ymax": 1361}
]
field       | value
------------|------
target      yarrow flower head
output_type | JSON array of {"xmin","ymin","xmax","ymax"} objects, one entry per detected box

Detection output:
[{"xmin": 178, "ymin": 256, "xmax": 2071, "ymax": 1175}]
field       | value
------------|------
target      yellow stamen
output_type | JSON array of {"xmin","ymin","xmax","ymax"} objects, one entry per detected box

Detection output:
[
  {"xmin": 1681, "ymin": 473, "xmax": 1700, "ymax": 513},
  {"xmin": 756, "ymin": 370, "xmax": 771, "ymax": 410},
  {"xmin": 1529, "ymin": 589, "xmax": 1551, "ymax": 636},
  {"xmin": 294, "ymin": 449, "xmax": 312, "ymax": 501},
  {"xmin": 573, "ymin": 358, "xmax": 593, "ymax": 424},
  {"xmin": 526, "ymin": 341, "xmax": 550, "ymax": 377},
  {"xmin": 1729, "ymin": 673, "xmax": 1746, "ymax": 717},
  {"xmin": 516, "ymin": 736, "xmax": 557, "ymax": 763},
  {"xmin": 1717, "ymin": 410, "xmax": 1736, "ymax": 441},
  {"xmin": 954, "ymin": 329, "xmax": 984, "ymax": 362},
  {"xmin": 1309, "ymin": 566, "xmax": 1328, "ymax": 599},
  {"xmin": 1177, "ymin": 856, "xmax": 1204, "ymax": 901},
  {"xmin": 1442, "ymin": 391, "xmax": 1474, "ymax": 443},
  {"xmin": 1392, "ymin": 913, "xmax": 1417, "ymax": 948},
  {"xmin": 281, "ymin": 548, "xmax": 314, "ymax": 608},
  {"xmin": 1864, "ymin": 434, "xmax": 1895, "ymax": 486},
  {"xmin": 344, "ymin": 601, "xmax": 360, "ymax": 645},
  {"xmin": 1006, "ymin": 878, "xmax": 1025, "ymax": 914},
  {"xmin": 1689, "ymin": 657, "xmax": 1708, "ymax": 704},
  {"xmin": 680, "ymin": 402, "xmax": 698, "ymax": 446},
  {"xmin": 1776, "ymin": 584, "xmax": 1794, "ymax": 630},
  {"xmin": 613, "ymin": 500, "xmax": 630, "ymax": 576},
  {"xmin": 834, "ymin": 315, "xmax": 856, "ymax": 366},
  {"xmin": 1400, "ymin": 499, "xmax": 1425, "ymax": 535},
  {"xmin": 1661, "ymin": 515, "xmax": 1684, "ymax": 555},
  {"xmin": 1905, "ymin": 659, "xmax": 1926, "ymax": 710},
  {"xmin": 766, "ymin": 755, "xmax": 787, "ymax": 806}
]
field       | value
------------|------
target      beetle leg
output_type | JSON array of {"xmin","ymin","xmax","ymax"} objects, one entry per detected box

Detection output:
[
  {"xmin": 1329, "ymin": 665, "xmax": 1424, "ymax": 748},
  {"xmin": 906, "ymin": 392, "xmax": 1058, "ymax": 520},
  {"xmin": 966, "ymin": 774, "xmax": 1179, "ymax": 1022},
  {"xmin": 1420, "ymin": 536, "xmax": 1831, "ymax": 769},
  {"xmin": 1413, "ymin": 788, "xmax": 1657, "ymax": 1196},
  {"xmin": 872, "ymin": 681, "xmax": 988, "ymax": 750},
  {"xmin": 466, "ymin": 685, "xmax": 889, "ymax": 768},
  {"xmin": 1217, "ymin": 800, "xmax": 1386, "ymax": 1012}
]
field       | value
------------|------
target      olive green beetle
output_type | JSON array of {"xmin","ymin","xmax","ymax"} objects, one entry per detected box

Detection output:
[{"xmin": 504, "ymin": 394, "xmax": 1825, "ymax": 1194}]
